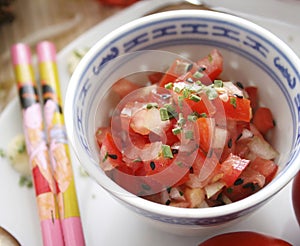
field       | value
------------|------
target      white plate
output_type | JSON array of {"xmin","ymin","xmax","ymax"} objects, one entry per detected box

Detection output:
[{"xmin": 1, "ymin": 1, "xmax": 300, "ymax": 245}]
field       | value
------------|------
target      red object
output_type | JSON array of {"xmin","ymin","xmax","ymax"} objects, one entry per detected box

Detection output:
[
  {"xmin": 222, "ymin": 97, "xmax": 252, "ymax": 122},
  {"xmin": 111, "ymin": 78, "xmax": 141, "ymax": 98},
  {"xmin": 245, "ymin": 86, "xmax": 258, "ymax": 109},
  {"xmin": 252, "ymin": 107, "xmax": 275, "ymax": 135},
  {"xmin": 220, "ymin": 153, "xmax": 250, "ymax": 187},
  {"xmin": 196, "ymin": 117, "xmax": 213, "ymax": 153},
  {"xmin": 97, "ymin": 0, "xmax": 139, "ymax": 7},
  {"xmin": 196, "ymin": 48, "xmax": 223, "ymax": 83},
  {"xmin": 292, "ymin": 171, "xmax": 300, "ymax": 226},
  {"xmin": 248, "ymin": 156, "xmax": 278, "ymax": 184},
  {"xmin": 198, "ymin": 231, "xmax": 292, "ymax": 246}
]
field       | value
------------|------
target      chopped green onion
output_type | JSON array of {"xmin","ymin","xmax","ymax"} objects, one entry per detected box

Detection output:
[
  {"xmin": 102, "ymin": 152, "xmax": 108, "ymax": 162},
  {"xmin": 160, "ymin": 108, "xmax": 169, "ymax": 121},
  {"xmin": 196, "ymin": 80, "xmax": 203, "ymax": 86},
  {"xmin": 178, "ymin": 96, "xmax": 184, "ymax": 108},
  {"xmin": 214, "ymin": 79, "xmax": 223, "ymax": 88},
  {"xmin": 177, "ymin": 113, "xmax": 186, "ymax": 127},
  {"xmin": 193, "ymin": 71, "xmax": 204, "ymax": 79},
  {"xmin": 174, "ymin": 87, "xmax": 181, "ymax": 93},
  {"xmin": 161, "ymin": 144, "xmax": 173, "ymax": 158},
  {"xmin": 184, "ymin": 130, "xmax": 194, "ymax": 140},
  {"xmin": 172, "ymin": 127, "xmax": 182, "ymax": 135},
  {"xmin": 189, "ymin": 94, "xmax": 201, "ymax": 102},
  {"xmin": 200, "ymin": 113, "xmax": 207, "ymax": 118},
  {"xmin": 19, "ymin": 175, "xmax": 33, "ymax": 188},
  {"xmin": 188, "ymin": 114, "xmax": 198, "ymax": 122},
  {"xmin": 0, "ymin": 148, "xmax": 5, "ymax": 158},
  {"xmin": 182, "ymin": 88, "xmax": 191, "ymax": 98},
  {"xmin": 164, "ymin": 82, "xmax": 173, "ymax": 89},
  {"xmin": 146, "ymin": 102, "xmax": 158, "ymax": 109},
  {"xmin": 230, "ymin": 97, "xmax": 237, "ymax": 108},
  {"xmin": 176, "ymin": 161, "xmax": 184, "ymax": 167},
  {"xmin": 205, "ymin": 87, "xmax": 218, "ymax": 100}
]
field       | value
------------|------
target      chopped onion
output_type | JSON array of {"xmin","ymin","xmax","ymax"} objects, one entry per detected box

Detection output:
[
  {"xmin": 247, "ymin": 136, "xmax": 279, "ymax": 160},
  {"xmin": 213, "ymin": 127, "xmax": 228, "ymax": 149},
  {"xmin": 205, "ymin": 181, "xmax": 225, "ymax": 199}
]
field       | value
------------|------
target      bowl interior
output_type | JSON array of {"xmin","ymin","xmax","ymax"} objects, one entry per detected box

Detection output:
[{"xmin": 66, "ymin": 10, "xmax": 300, "ymax": 219}]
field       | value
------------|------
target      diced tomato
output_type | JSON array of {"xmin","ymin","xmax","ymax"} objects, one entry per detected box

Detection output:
[
  {"xmin": 188, "ymin": 151, "xmax": 221, "ymax": 188},
  {"xmin": 222, "ymin": 97, "xmax": 252, "ymax": 122},
  {"xmin": 196, "ymin": 117, "xmax": 214, "ymax": 153},
  {"xmin": 196, "ymin": 49, "xmax": 223, "ymax": 83},
  {"xmin": 224, "ymin": 167, "xmax": 265, "ymax": 202},
  {"xmin": 96, "ymin": 49, "xmax": 279, "ymax": 207},
  {"xmin": 142, "ymin": 156, "xmax": 172, "ymax": 175},
  {"xmin": 164, "ymin": 118, "xmax": 180, "ymax": 146},
  {"xmin": 111, "ymin": 78, "xmax": 141, "ymax": 98},
  {"xmin": 248, "ymin": 156, "xmax": 278, "ymax": 184},
  {"xmin": 95, "ymin": 126, "xmax": 110, "ymax": 148},
  {"xmin": 220, "ymin": 153, "xmax": 250, "ymax": 187},
  {"xmin": 252, "ymin": 107, "xmax": 275, "ymax": 135},
  {"xmin": 148, "ymin": 72, "xmax": 164, "ymax": 84},
  {"xmin": 158, "ymin": 59, "xmax": 188, "ymax": 87},
  {"xmin": 245, "ymin": 86, "xmax": 258, "ymax": 109},
  {"xmin": 100, "ymin": 132, "xmax": 123, "ymax": 169}
]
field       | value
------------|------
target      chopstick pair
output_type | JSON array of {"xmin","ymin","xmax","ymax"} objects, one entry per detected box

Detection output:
[{"xmin": 11, "ymin": 42, "xmax": 85, "ymax": 246}]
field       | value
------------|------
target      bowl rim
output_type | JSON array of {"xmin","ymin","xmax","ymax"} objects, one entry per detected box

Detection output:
[{"xmin": 65, "ymin": 9, "xmax": 300, "ymax": 219}]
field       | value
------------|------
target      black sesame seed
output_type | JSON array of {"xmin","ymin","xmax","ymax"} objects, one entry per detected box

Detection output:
[
  {"xmin": 227, "ymin": 138, "xmax": 233, "ymax": 148},
  {"xmin": 199, "ymin": 66, "xmax": 206, "ymax": 71},
  {"xmin": 186, "ymin": 63, "xmax": 193, "ymax": 72},
  {"xmin": 236, "ymin": 81, "xmax": 244, "ymax": 89},
  {"xmin": 234, "ymin": 94, "xmax": 243, "ymax": 99},
  {"xmin": 234, "ymin": 178, "xmax": 244, "ymax": 186},
  {"xmin": 141, "ymin": 183, "xmax": 151, "ymax": 191},
  {"xmin": 171, "ymin": 148, "xmax": 179, "ymax": 155},
  {"xmin": 161, "ymin": 94, "xmax": 171, "ymax": 100},
  {"xmin": 150, "ymin": 161, "xmax": 156, "ymax": 170},
  {"xmin": 108, "ymin": 154, "xmax": 118, "ymax": 159},
  {"xmin": 226, "ymin": 187, "xmax": 233, "ymax": 194},
  {"xmin": 167, "ymin": 187, "xmax": 172, "ymax": 193},
  {"xmin": 236, "ymin": 133, "xmax": 243, "ymax": 141},
  {"xmin": 242, "ymin": 182, "xmax": 256, "ymax": 191},
  {"xmin": 189, "ymin": 166, "xmax": 194, "ymax": 174},
  {"xmin": 165, "ymin": 199, "xmax": 171, "ymax": 205}
]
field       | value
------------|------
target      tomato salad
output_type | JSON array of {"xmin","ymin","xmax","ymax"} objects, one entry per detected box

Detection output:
[{"xmin": 95, "ymin": 49, "xmax": 279, "ymax": 208}]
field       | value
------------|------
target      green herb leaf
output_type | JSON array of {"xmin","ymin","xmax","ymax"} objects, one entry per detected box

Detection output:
[
  {"xmin": 205, "ymin": 87, "xmax": 218, "ymax": 100},
  {"xmin": 160, "ymin": 107, "xmax": 169, "ymax": 121},
  {"xmin": 230, "ymin": 97, "xmax": 237, "ymax": 108},
  {"xmin": 161, "ymin": 144, "xmax": 173, "ymax": 159},
  {"xmin": 213, "ymin": 79, "xmax": 223, "ymax": 88},
  {"xmin": 184, "ymin": 130, "xmax": 194, "ymax": 140}
]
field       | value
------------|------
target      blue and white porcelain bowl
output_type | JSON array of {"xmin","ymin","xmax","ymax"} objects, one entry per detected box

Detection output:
[{"xmin": 65, "ymin": 10, "xmax": 300, "ymax": 231}]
